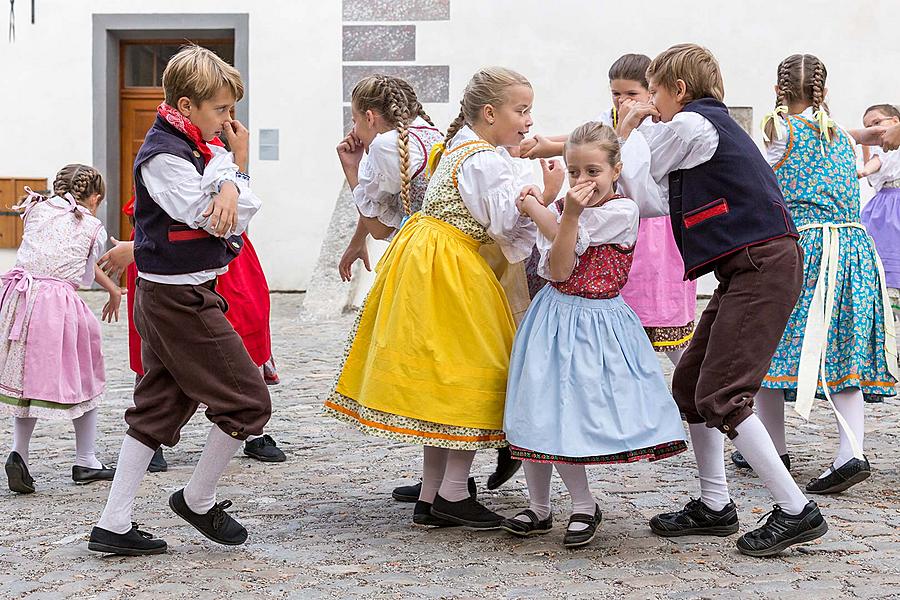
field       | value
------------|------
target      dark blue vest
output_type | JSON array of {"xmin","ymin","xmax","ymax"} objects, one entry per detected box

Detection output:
[
  {"xmin": 668, "ymin": 99, "xmax": 797, "ymax": 279},
  {"xmin": 133, "ymin": 116, "xmax": 243, "ymax": 275}
]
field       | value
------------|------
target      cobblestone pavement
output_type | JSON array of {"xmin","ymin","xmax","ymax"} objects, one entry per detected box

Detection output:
[{"xmin": 1, "ymin": 293, "xmax": 899, "ymax": 600}]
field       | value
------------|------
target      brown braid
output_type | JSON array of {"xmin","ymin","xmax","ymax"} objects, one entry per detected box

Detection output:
[
  {"xmin": 769, "ymin": 54, "xmax": 836, "ymax": 143},
  {"xmin": 443, "ymin": 107, "xmax": 466, "ymax": 148},
  {"xmin": 765, "ymin": 55, "xmax": 799, "ymax": 142},
  {"xmin": 809, "ymin": 57, "xmax": 836, "ymax": 140},
  {"xmin": 52, "ymin": 164, "xmax": 106, "ymax": 220},
  {"xmin": 385, "ymin": 79, "xmax": 413, "ymax": 215}
]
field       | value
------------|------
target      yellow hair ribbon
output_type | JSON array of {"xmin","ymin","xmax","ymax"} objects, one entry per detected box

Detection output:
[
  {"xmin": 425, "ymin": 142, "xmax": 445, "ymax": 179},
  {"xmin": 760, "ymin": 105, "xmax": 789, "ymax": 142},
  {"xmin": 612, "ymin": 106, "xmax": 618, "ymax": 129},
  {"xmin": 813, "ymin": 109, "xmax": 835, "ymax": 143}
]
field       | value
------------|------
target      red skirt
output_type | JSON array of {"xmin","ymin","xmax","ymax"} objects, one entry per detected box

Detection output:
[{"xmin": 127, "ymin": 233, "xmax": 272, "ymax": 375}]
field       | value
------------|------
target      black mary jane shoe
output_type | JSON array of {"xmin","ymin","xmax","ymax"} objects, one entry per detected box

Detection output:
[
  {"xmin": 72, "ymin": 464, "xmax": 116, "ymax": 485},
  {"xmin": 806, "ymin": 456, "xmax": 871, "ymax": 495},
  {"xmin": 736, "ymin": 501, "xmax": 828, "ymax": 557},
  {"xmin": 487, "ymin": 446, "xmax": 522, "ymax": 490},
  {"xmin": 563, "ymin": 505, "xmax": 602, "ymax": 548},
  {"xmin": 392, "ymin": 477, "xmax": 477, "ymax": 503},
  {"xmin": 147, "ymin": 448, "xmax": 168, "ymax": 473},
  {"xmin": 430, "ymin": 494, "xmax": 502, "ymax": 529},
  {"xmin": 5, "ymin": 451, "xmax": 35, "ymax": 494},
  {"xmin": 88, "ymin": 522, "xmax": 167, "ymax": 556},
  {"xmin": 731, "ymin": 450, "xmax": 791, "ymax": 471},
  {"xmin": 500, "ymin": 509, "xmax": 553, "ymax": 537},
  {"xmin": 413, "ymin": 500, "xmax": 460, "ymax": 527}
]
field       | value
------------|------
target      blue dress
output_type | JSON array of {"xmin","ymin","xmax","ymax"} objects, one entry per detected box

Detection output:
[{"xmin": 763, "ymin": 115, "xmax": 897, "ymax": 402}]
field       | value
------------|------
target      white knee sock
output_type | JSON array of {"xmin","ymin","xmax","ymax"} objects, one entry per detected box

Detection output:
[
  {"xmin": 825, "ymin": 387, "xmax": 865, "ymax": 476},
  {"xmin": 96, "ymin": 435, "xmax": 155, "ymax": 534},
  {"xmin": 755, "ymin": 388, "xmax": 787, "ymax": 456},
  {"xmin": 437, "ymin": 449, "xmax": 476, "ymax": 502},
  {"xmin": 418, "ymin": 445, "xmax": 449, "ymax": 504},
  {"xmin": 183, "ymin": 425, "xmax": 243, "ymax": 514},
  {"xmin": 72, "ymin": 409, "xmax": 103, "ymax": 469},
  {"xmin": 666, "ymin": 347, "xmax": 686, "ymax": 367},
  {"xmin": 11, "ymin": 417, "xmax": 37, "ymax": 467},
  {"xmin": 688, "ymin": 422, "xmax": 730, "ymax": 511},
  {"xmin": 732, "ymin": 415, "xmax": 808, "ymax": 515},
  {"xmin": 514, "ymin": 461, "xmax": 552, "ymax": 522},
  {"xmin": 555, "ymin": 464, "xmax": 596, "ymax": 531}
]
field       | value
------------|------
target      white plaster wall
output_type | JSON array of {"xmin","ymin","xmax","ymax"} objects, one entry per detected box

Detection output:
[{"xmin": 0, "ymin": 1, "xmax": 892, "ymax": 289}]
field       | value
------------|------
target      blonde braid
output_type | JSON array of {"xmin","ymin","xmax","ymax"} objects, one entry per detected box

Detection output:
[
  {"xmin": 386, "ymin": 80, "xmax": 413, "ymax": 215},
  {"xmin": 51, "ymin": 164, "xmax": 106, "ymax": 220}
]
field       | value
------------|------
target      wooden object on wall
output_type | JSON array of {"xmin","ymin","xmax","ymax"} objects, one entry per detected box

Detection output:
[{"xmin": 0, "ymin": 178, "xmax": 48, "ymax": 248}]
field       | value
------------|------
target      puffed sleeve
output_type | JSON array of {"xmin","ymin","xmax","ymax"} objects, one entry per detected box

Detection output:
[
  {"xmin": 618, "ymin": 131, "xmax": 670, "ymax": 217},
  {"xmin": 456, "ymin": 149, "xmax": 537, "ymax": 263},
  {"xmin": 80, "ymin": 222, "xmax": 107, "ymax": 287},
  {"xmin": 352, "ymin": 138, "xmax": 405, "ymax": 230}
]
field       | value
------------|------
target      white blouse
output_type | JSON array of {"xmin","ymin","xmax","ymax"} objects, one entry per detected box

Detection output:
[
  {"xmin": 763, "ymin": 106, "xmax": 856, "ymax": 168},
  {"xmin": 354, "ymin": 116, "xmax": 435, "ymax": 229},
  {"xmin": 536, "ymin": 197, "xmax": 639, "ymax": 281},
  {"xmin": 867, "ymin": 146, "xmax": 900, "ymax": 192},
  {"xmin": 450, "ymin": 126, "xmax": 538, "ymax": 263}
]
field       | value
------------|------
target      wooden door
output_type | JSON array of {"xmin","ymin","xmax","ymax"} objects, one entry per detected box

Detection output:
[{"xmin": 119, "ymin": 94, "xmax": 162, "ymax": 240}]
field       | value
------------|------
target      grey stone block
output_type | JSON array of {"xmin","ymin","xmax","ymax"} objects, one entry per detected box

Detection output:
[
  {"xmin": 343, "ymin": 25, "xmax": 415, "ymax": 62},
  {"xmin": 728, "ymin": 106, "xmax": 753, "ymax": 135},
  {"xmin": 343, "ymin": 65, "xmax": 449, "ymax": 103},
  {"xmin": 343, "ymin": 0, "xmax": 449, "ymax": 21}
]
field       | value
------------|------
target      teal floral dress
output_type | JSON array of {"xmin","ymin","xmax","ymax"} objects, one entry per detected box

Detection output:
[{"xmin": 763, "ymin": 114, "xmax": 897, "ymax": 402}]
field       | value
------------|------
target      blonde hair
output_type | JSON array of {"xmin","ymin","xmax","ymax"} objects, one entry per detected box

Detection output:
[
  {"xmin": 564, "ymin": 122, "xmax": 621, "ymax": 167},
  {"xmin": 35, "ymin": 164, "xmax": 106, "ymax": 220},
  {"xmin": 162, "ymin": 44, "xmax": 244, "ymax": 106},
  {"xmin": 444, "ymin": 67, "xmax": 532, "ymax": 147},
  {"xmin": 646, "ymin": 43, "xmax": 724, "ymax": 103},
  {"xmin": 352, "ymin": 75, "xmax": 435, "ymax": 215},
  {"xmin": 765, "ymin": 54, "xmax": 837, "ymax": 144}
]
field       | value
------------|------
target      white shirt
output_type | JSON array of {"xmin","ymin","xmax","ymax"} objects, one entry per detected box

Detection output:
[
  {"xmin": 536, "ymin": 197, "xmax": 639, "ymax": 281},
  {"xmin": 450, "ymin": 125, "xmax": 538, "ymax": 263},
  {"xmin": 354, "ymin": 116, "xmax": 434, "ymax": 230},
  {"xmin": 868, "ymin": 146, "xmax": 900, "ymax": 192},
  {"xmin": 618, "ymin": 112, "xmax": 720, "ymax": 217},
  {"xmin": 763, "ymin": 106, "xmax": 858, "ymax": 169},
  {"xmin": 138, "ymin": 144, "xmax": 261, "ymax": 284}
]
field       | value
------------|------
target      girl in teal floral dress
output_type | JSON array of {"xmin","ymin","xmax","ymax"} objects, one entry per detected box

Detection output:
[{"xmin": 732, "ymin": 54, "xmax": 898, "ymax": 495}]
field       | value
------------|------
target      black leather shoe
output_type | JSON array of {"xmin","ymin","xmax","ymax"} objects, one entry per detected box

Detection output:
[
  {"xmin": 88, "ymin": 523, "xmax": 167, "ymax": 556},
  {"xmin": 147, "ymin": 448, "xmax": 167, "ymax": 473},
  {"xmin": 731, "ymin": 450, "xmax": 791, "ymax": 471},
  {"xmin": 806, "ymin": 456, "xmax": 870, "ymax": 494},
  {"xmin": 244, "ymin": 435, "xmax": 287, "ymax": 463},
  {"xmin": 500, "ymin": 509, "xmax": 553, "ymax": 537},
  {"xmin": 487, "ymin": 446, "xmax": 522, "ymax": 490},
  {"xmin": 5, "ymin": 451, "xmax": 34, "ymax": 494},
  {"xmin": 563, "ymin": 505, "xmax": 602, "ymax": 548},
  {"xmin": 168, "ymin": 489, "xmax": 248, "ymax": 545},
  {"xmin": 413, "ymin": 500, "xmax": 460, "ymax": 527},
  {"xmin": 650, "ymin": 498, "xmax": 739, "ymax": 537},
  {"xmin": 736, "ymin": 501, "xmax": 828, "ymax": 557},
  {"xmin": 72, "ymin": 464, "xmax": 115, "ymax": 484},
  {"xmin": 392, "ymin": 477, "xmax": 477, "ymax": 503},
  {"xmin": 430, "ymin": 494, "xmax": 502, "ymax": 529}
]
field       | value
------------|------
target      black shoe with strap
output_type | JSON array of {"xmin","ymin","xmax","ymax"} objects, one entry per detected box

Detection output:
[
  {"xmin": 392, "ymin": 477, "xmax": 477, "ymax": 503},
  {"xmin": 500, "ymin": 509, "xmax": 553, "ymax": 537},
  {"xmin": 430, "ymin": 494, "xmax": 502, "ymax": 529},
  {"xmin": 244, "ymin": 434, "xmax": 287, "ymax": 463},
  {"xmin": 5, "ymin": 451, "xmax": 34, "ymax": 494},
  {"xmin": 72, "ymin": 463, "xmax": 116, "ymax": 484},
  {"xmin": 650, "ymin": 498, "xmax": 739, "ymax": 537},
  {"xmin": 487, "ymin": 446, "xmax": 522, "ymax": 490},
  {"xmin": 736, "ymin": 501, "xmax": 828, "ymax": 557},
  {"xmin": 806, "ymin": 456, "xmax": 870, "ymax": 494},
  {"xmin": 563, "ymin": 505, "xmax": 602, "ymax": 548},
  {"xmin": 731, "ymin": 450, "xmax": 791, "ymax": 471},
  {"xmin": 88, "ymin": 522, "xmax": 168, "ymax": 556},
  {"xmin": 168, "ymin": 489, "xmax": 248, "ymax": 545}
]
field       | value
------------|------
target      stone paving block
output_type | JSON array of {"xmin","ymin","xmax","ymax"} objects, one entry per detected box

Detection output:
[
  {"xmin": 343, "ymin": 0, "xmax": 450, "ymax": 21},
  {"xmin": 343, "ymin": 25, "xmax": 416, "ymax": 61}
]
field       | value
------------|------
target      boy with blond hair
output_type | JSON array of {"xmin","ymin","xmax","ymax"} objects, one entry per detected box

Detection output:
[
  {"xmin": 616, "ymin": 43, "xmax": 828, "ymax": 556},
  {"xmin": 89, "ymin": 45, "xmax": 270, "ymax": 555}
]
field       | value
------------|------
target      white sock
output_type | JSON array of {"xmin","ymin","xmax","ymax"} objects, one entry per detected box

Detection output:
[
  {"xmin": 183, "ymin": 425, "xmax": 243, "ymax": 514},
  {"xmin": 666, "ymin": 347, "xmax": 686, "ymax": 367},
  {"xmin": 825, "ymin": 387, "xmax": 865, "ymax": 477},
  {"xmin": 514, "ymin": 461, "xmax": 552, "ymax": 522},
  {"xmin": 732, "ymin": 415, "xmax": 808, "ymax": 515},
  {"xmin": 755, "ymin": 388, "xmax": 787, "ymax": 456},
  {"xmin": 688, "ymin": 422, "xmax": 730, "ymax": 511},
  {"xmin": 72, "ymin": 409, "xmax": 103, "ymax": 469},
  {"xmin": 12, "ymin": 417, "xmax": 37, "ymax": 467},
  {"xmin": 418, "ymin": 445, "xmax": 449, "ymax": 504},
  {"xmin": 437, "ymin": 449, "xmax": 475, "ymax": 502},
  {"xmin": 96, "ymin": 435, "xmax": 155, "ymax": 534},
  {"xmin": 555, "ymin": 464, "xmax": 596, "ymax": 531}
]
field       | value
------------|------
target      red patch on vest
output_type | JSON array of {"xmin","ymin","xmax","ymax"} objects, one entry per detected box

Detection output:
[{"xmin": 683, "ymin": 198, "xmax": 729, "ymax": 229}]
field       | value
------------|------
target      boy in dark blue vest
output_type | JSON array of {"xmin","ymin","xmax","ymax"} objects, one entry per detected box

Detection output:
[
  {"xmin": 616, "ymin": 43, "xmax": 827, "ymax": 557},
  {"xmin": 89, "ymin": 45, "xmax": 270, "ymax": 556}
]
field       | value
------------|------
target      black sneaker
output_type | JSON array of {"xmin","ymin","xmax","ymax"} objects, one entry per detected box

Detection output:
[
  {"xmin": 168, "ymin": 489, "xmax": 248, "ymax": 545},
  {"xmin": 732, "ymin": 451, "xmax": 791, "ymax": 471},
  {"xmin": 650, "ymin": 498, "xmax": 739, "ymax": 537},
  {"xmin": 563, "ymin": 504, "xmax": 602, "ymax": 548},
  {"xmin": 244, "ymin": 435, "xmax": 287, "ymax": 463},
  {"xmin": 806, "ymin": 456, "xmax": 870, "ymax": 494},
  {"xmin": 72, "ymin": 464, "xmax": 116, "ymax": 484},
  {"xmin": 5, "ymin": 451, "xmax": 34, "ymax": 494},
  {"xmin": 392, "ymin": 477, "xmax": 477, "ymax": 503},
  {"xmin": 736, "ymin": 501, "xmax": 828, "ymax": 557},
  {"xmin": 487, "ymin": 446, "xmax": 522, "ymax": 490},
  {"xmin": 430, "ymin": 494, "xmax": 502, "ymax": 529},
  {"xmin": 413, "ymin": 501, "xmax": 460, "ymax": 527},
  {"xmin": 147, "ymin": 448, "xmax": 167, "ymax": 473},
  {"xmin": 88, "ymin": 523, "xmax": 167, "ymax": 556},
  {"xmin": 500, "ymin": 509, "xmax": 553, "ymax": 537}
]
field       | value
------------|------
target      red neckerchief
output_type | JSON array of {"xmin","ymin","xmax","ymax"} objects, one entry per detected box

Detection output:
[
  {"xmin": 157, "ymin": 103, "xmax": 225, "ymax": 166},
  {"xmin": 123, "ymin": 192, "xmax": 135, "ymax": 217}
]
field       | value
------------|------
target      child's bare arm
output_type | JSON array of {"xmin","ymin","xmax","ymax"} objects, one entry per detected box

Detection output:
[
  {"xmin": 520, "ymin": 135, "xmax": 567, "ymax": 159},
  {"xmin": 858, "ymin": 155, "xmax": 882, "ymax": 179},
  {"xmin": 517, "ymin": 193, "xmax": 559, "ymax": 241},
  {"xmin": 94, "ymin": 265, "xmax": 124, "ymax": 323}
]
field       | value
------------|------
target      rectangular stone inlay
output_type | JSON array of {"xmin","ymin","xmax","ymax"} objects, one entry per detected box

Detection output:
[
  {"xmin": 343, "ymin": 65, "xmax": 449, "ymax": 103},
  {"xmin": 343, "ymin": 25, "xmax": 415, "ymax": 62},
  {"xmin": 342, "ymin": 0, "xmax": 449, "ymax": 22}
]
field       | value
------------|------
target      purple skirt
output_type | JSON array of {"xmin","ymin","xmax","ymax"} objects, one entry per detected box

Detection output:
[{"xmin": 862, "ymin": 186, "xmax": 900, "ymax": 288}]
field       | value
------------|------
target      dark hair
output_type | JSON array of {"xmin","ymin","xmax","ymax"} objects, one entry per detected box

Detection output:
[
  {"xmin": 864, "ymin": 103, "xmax": 900, "ymax": 121},
  {"xmin": 608, "ymin": 53, "xmax": 651, "ymax": 88}
]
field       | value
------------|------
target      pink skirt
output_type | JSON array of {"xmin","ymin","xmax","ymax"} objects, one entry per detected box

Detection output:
[{"xmin": 0, "ymin": 269, "xmax": 104, "ymax": 419}]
